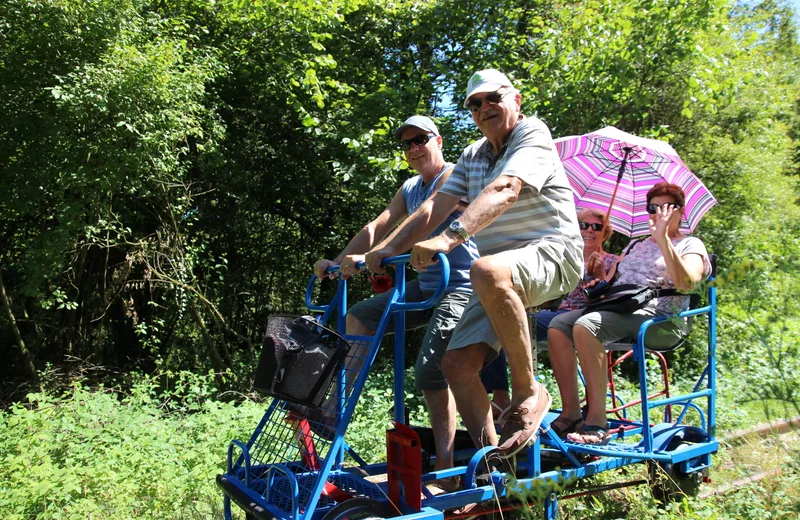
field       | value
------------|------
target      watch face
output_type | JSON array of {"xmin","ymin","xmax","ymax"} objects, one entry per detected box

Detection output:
[{"xmin": 449, "ymin": 220, "xmax": 468, "ymax": 239}]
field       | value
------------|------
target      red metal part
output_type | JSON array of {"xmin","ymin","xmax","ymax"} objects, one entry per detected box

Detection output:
[
  {"xmin": 606, "ymin": 350, "xmax": 672, "ymax": 422},
  {"xmin": 285, "ymin": 412, "xmax": 321, "ymax": 470},
  {"xmin": 386, "ymin": 422, "xmax": 423, "ymax": 512},
  {"xmin": 285, "ymin": 412, "xmax": 354, "ymax": 503},
  {"xmin": 370, "ymin": 273, "xmax": 393, "ymax": 293}
]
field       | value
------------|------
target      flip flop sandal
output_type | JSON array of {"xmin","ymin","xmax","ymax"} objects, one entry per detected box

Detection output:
[
  {"xmin": 546, "ymin": 416, "xmax": 584, "ymax": 438},
  {"xmin": 567, "ymin": 424, "xmax": 610, "ymax": 445}
]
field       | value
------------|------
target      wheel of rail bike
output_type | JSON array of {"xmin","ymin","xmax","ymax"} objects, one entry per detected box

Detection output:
[
  {"xmin": 321, "ymin": 498, "xmax": 396, "ymax": 520},
  {"xmin": 647, "ymin": 440, "xmax": 708, "ymax": 502}
]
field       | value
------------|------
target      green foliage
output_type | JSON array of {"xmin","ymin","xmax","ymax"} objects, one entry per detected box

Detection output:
[
  {"xmin": 344, "ymin": 360, "xmax": 429, "ymax": 462},
  {"xmin": 0, "ymin": 0, "xmax": 799, "ymax": 490},
  {"xmin": 1, "ymin": 1, "xmax": 800, "ymax": 518},
  {"xmin": 0, "ymin": 371, "xmax": 264, "ymax": 519}
]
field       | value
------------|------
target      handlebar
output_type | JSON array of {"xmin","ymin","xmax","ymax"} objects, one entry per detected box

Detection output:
[{"xmin": 305, "ymin": 253, "xmax": 450, "ymax": 312}]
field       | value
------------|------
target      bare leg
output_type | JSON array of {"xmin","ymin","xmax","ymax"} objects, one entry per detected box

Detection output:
[
  {"xmin": 469, "ymin": 257, "xmax": 539, "ymax": 404},
  {"xmin": 346, "ymin": 312, "xmax": 374, "ymax": 336},
  {"xmin": 547, "ymin": 328, "xmax": 582, "ymax": 423},
  {"xmin": 423, "ymin": 388, "xmax": 456, "ymax": 471},
  {"xmin": 572, "ymin": 324, "xmax": 608, "ymax": 428},
  {"xmin": 442, "ymin": 344, "xmax": 497, "ymax": 448}
]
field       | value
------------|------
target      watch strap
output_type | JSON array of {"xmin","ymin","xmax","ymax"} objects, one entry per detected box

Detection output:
[{"xmin": 449, "ymin": 220, "xmax": 471, "ymax": 241}]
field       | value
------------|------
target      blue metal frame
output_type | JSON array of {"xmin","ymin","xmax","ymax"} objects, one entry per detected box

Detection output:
[{"xmin": 219, "ymin": 258, "xmax": 718, "ymax": 520}]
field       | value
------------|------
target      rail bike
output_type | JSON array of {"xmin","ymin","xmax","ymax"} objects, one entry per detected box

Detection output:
[{"xmin": 217, "ymin": 253, "xmax": 718, "ymax": 519}]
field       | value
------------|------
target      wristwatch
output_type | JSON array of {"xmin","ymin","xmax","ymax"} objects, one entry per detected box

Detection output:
[{"xmin": 448, "ymin": 219, "xmax": 471, "ymax": 242}]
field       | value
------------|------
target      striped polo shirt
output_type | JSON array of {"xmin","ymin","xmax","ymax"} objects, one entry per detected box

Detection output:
[{"xmin": 439, "ymin": 116, "xmax": 583, "ymax": 277}]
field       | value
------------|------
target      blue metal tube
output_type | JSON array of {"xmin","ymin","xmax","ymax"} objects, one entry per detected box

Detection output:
[
  {"xmin": 708, "ymin": 285, "xmax": 717, "ymax": 440},
  {"xmin": 670, "ymin": 401, "xmax": 707, "ymax": 431},
  {"xmin": 265, "ymin": 465, "xmax": 299, "ymax": 520},
  {"xmin": 645, "ymin": 389, "xmax": 713, "ymax": 409},
  {"xmin": 389, "ymin": 253, "xmax": 450, "ymax": 311},
  {"xmin": 632, "ymin": 301, "xmax": 714, "ymax": 452},
  {"xmin": 227, "ymin": 440, "xmax": 251, "ymax": 485},
  {"xmin": 674, "ymin": 364, "xmax": 709, "ymax": 425},
  {"xmin": 394, "ymin": 266, "xmax": 407, "ymax": 424},
  {"xmin": 634, "ymin": 319, "xmax": 654, "ymax": 452}
]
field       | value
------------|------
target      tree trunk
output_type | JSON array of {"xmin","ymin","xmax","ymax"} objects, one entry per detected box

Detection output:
[
  {"xmin": 0, "ymin": 270, "xmax": 38, "ymax": 383},
  {"xmin": 189, "ymin": 300, "xmax": 228, "ymax": 379}
]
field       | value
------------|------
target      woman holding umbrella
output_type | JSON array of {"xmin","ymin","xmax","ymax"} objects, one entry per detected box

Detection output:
[{"xmin": 546, "ymin": 182, "xmax": 712, "ymax": 444}]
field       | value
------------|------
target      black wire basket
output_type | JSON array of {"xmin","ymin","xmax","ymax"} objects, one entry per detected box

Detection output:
[{"xmin": 254, "ymin": 315, "xmax": 350, "ymax": 408}]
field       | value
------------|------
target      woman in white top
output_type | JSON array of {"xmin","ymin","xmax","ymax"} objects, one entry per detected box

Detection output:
[{"xmin": 546, "ymin": 182, "xmax": 711, "ymax": 444}]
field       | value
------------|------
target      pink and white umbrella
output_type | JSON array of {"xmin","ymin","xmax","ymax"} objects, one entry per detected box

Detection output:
[{"xmin": 555, "ymin": 126, "xmax": 717, "ymax": 237}]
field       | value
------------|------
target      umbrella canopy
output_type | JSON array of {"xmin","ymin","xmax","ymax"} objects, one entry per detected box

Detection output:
[{"xmin": 555, "ymin": 126, "xmax": 717, "ymax": 237}]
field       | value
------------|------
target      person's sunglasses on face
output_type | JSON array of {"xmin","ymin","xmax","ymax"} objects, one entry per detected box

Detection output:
[
  {"xmin": 646, "ymin": 203, "xmax": 682, "ymax": 214},
  {"xmin": 465, "ymin": 90, "xmax": 511, "ymax": 113},
  {"xmin": 579, "ymin": 222, "xmax": 604, "ymax": 231},
  {"xmin": 401, "ymin": 134, "xmax": 436, "ymax": 151}
]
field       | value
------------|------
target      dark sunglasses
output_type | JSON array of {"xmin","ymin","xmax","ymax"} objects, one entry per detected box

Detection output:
[
  {"xmin": 579, "ymin": 222, "xmax": 604, "ymax": 231},
  {"xmin": 465, "ymin": 91, "xmax": 510, "ymax": 113},
  {"xmin": 401, "ymin": 134, "xmax": 436, "ymax": 151},
  {"xmin": 646, "ymin": 203, "xmax": 682, "ymax": 214}
]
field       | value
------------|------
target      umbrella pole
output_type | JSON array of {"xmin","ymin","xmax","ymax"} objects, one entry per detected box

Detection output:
[{"xmin": 588, "ymin": 147, "xmax": 630, "ymax": 276}]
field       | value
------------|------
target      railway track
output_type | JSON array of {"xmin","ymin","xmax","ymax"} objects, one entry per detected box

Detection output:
[
  {"xmin": 696, "ymin": 415, "xmax": 800, "ymax": 499},
  {"xmin": 535, "ymin": 416, "xmax": 800, "ymax": 507},
  {"xmin": 446, "ymin": 415, "xmax": 800, "ymax": 519}
]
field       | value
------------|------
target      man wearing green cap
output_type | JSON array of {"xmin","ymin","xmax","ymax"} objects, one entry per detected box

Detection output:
[
  {"xmin": 366, "ymin": 70, "xmax": 583, "ymax": 459},
  {"xmin": 313, "ymin": 115, "xmax": 479, "ymax": 480}
]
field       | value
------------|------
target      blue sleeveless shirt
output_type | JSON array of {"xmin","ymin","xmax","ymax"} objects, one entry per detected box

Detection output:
[{"xmin": 400, "ymin": 163, "xmax": 479, "ymax": 293}]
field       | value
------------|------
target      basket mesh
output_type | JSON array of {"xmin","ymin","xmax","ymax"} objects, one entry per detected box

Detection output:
[
  {"xmin": 255, "ymin": 315, "xmax": 350, "ymax": 408},
  {"xmin": 232, "ymin": 336, "xmax": 376, "ymax": 515}
]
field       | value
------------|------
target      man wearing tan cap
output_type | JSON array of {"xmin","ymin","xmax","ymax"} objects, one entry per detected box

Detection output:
[
  {"xmin": 314, "ymin": 115, "xmax": 479, "ymax": 482},
  {"xmin": 366, "ymin": 70, "xmax": 582, "ymax": 459}
]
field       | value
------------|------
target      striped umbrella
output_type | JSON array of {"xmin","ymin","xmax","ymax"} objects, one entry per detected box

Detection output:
[{"xmin": 555, "ymin": 126, "xmax": 717, "ymax": 237}]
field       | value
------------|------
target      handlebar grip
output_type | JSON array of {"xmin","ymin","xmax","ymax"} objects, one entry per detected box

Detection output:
[
  {"xmin": 390, "ymin": 253, "xmax": 450, "ymax": 311},
  {"xmin": 305, "ymin": 253, "xmax": 451, "ymax": 311}
]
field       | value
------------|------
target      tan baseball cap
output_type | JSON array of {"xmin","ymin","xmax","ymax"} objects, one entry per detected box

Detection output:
[
  {"xmin": 393, "ymin": 115, "xmax": 440, "ymax": 140},
  {"xmin": 463, "ymin": 69, "xmax": 514, "ymax": 108}
]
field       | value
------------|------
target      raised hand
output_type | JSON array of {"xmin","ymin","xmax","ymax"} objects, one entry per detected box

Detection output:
[
  {"xmin": 649, "ymin": 203, "xmax": 677, "ymax": 244},
  {"xmin": 365, "ymin": 247, "xmax": 392, "ymax": 274}
]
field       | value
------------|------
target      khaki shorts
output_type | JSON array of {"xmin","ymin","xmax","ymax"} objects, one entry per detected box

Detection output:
[
  {"xmin": 446, "ymin": 241, "xmax": 581, "ymax": 361},
  {"xmin": 548, "ymin": 308, "xmax": 686, "ymax": 350},
  {"xmin": 349, "ymin": 279, "xmax": 471, "ymax": 390}
]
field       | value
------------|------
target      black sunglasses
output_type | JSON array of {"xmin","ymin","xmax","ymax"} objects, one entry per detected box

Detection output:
[
  {"xmin": 579, "ymin": 222, "xmax": 604, "ymax": 231},
  {"xmin": 401, "ymin": 134, "xmax": 436, "ymax": 151},
  {"xmin": 646, "ymin": 203, "xmax": 682, "ymax": 214},
  {"xmin": 465, "ymin": 91, "xmax": 510, "ymax": 113}
]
